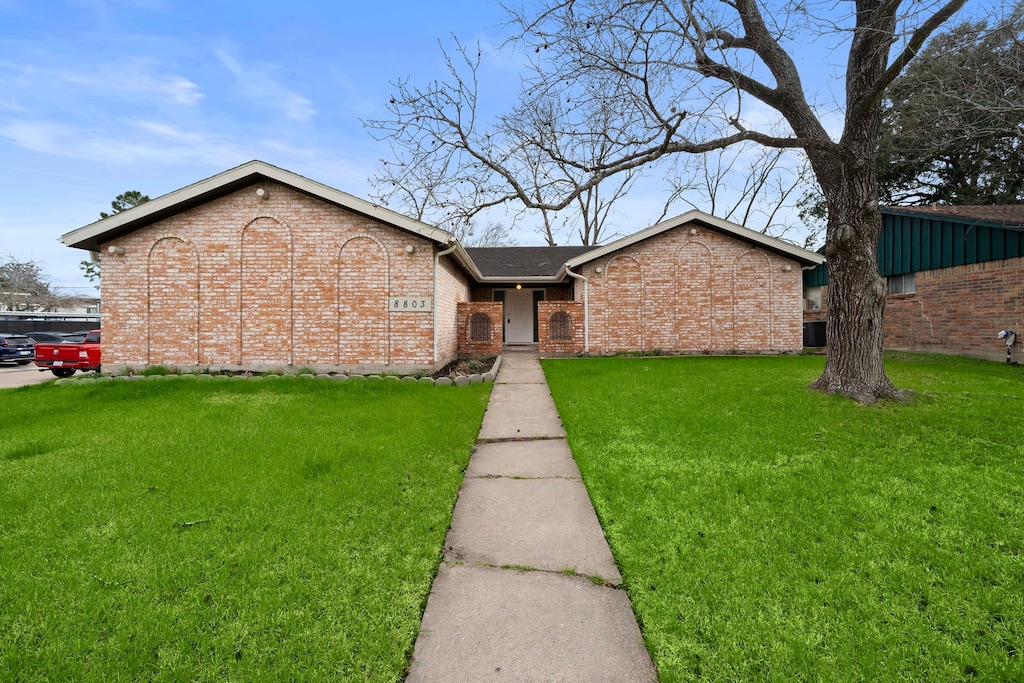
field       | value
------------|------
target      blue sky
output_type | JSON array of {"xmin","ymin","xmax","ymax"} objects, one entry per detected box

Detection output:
[
  {"xmin": 0, "ymin": 0, "xmax": 979, "ymax": 290},
  {"xmin": 0, "ymin": 0, "xmax": 516, "ymax": 288}
]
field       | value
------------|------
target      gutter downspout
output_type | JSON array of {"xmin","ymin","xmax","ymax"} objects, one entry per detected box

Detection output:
[
  {"xmin": 433, "ymin": 240, "xmax": 458, "ymax": 365},
  {"xmin": 565, "ymin": 265, "xmax": 589, "ymax": 353}
]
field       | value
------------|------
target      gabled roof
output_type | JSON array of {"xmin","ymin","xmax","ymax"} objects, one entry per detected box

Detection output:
[
  {"xmin": 60, "ymin": 160, "xmax": 453, "ymax": 252},
  {"xmin": 565, "ymin": 210, "xmax": 824, "ymax": 269},
  {"xmin": 465, "ymin": 246, "xmax": 593, "ymax": 278}
]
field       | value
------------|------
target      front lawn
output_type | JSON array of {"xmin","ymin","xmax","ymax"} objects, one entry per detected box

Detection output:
[
  {"xmin": 0, "ymin": 377, "xmax": 490, "ymax": 681},
  {"xmin": 544, "ymin": 354, "xmax": 1023, "ymax": 681}
]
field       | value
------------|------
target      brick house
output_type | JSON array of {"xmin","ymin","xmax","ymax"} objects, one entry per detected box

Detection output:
[
  {"xmin": 803, "ymin": 205, "xmax": 1024, "ymax": 361},
  {"xmin": 60, "ymin": 161, "xmax": 822, "ymax": 373}
]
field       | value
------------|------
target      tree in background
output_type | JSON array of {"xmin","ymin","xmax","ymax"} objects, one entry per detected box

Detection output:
[
  {"xmin": 81, "ymin": 190, "xmax": 151, "ymax": 284},
  {"xmin": 99, "ymin": 190, "xmax": 151, "ymax": 220},
  {"xmin": 369, "ymin": 48, "xmax": 638, "ymax": 246},
  {"xmin": 370, "ymin": 0, "xmax": 973, "ymax": 403},
  {"xmin": 0, "ymin": 256, "xmax": 77, "ymax": 312},
  {"xmin": 879, "ymin": 4, "xmax": 1024, "ymax": 205},
  {"xmin": 799, "ymin": 3, "xmax": 1024, "ymax": 242},
  {"xmin": 659, "ymin": 144, "xmax": 812, "ymax": 242},
  {"xmin": 461, "ymin": 220, "xmax": 520, "ymax": 247}
]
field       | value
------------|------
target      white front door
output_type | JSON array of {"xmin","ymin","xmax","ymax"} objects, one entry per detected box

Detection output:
[{"xmin": 503, "ymin": 288, "xmax": 536, "ymax": 343}]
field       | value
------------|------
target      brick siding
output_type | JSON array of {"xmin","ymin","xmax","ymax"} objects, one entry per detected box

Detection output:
[
  {"xmin": 456, "ymin": 302, "xmax": 503, "ymax": 356},
  {"xmin": 576, "ymin": 225, "xmax": 804, "ymax": 354},
  {"xmin": 538, "ymin": 301, "xmax": 585, "ymax": 354},
  {"xmin": 884, "ymin": 257, "xmax": 1023, "ymax": 361},
  {"xmin": 803, "ymin": 257, "xmax": 1023, "ymax": 361},
  {"xmin": 436, "ymin": 255, "xmax": 471, "ymax": 362},
  {"xmin": 102, "ymin": 181, "xmax": 447, "ymax": 374}
]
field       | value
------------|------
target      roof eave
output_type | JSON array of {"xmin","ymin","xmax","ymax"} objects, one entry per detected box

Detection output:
[
  {"xmin": 881, "ymin": 206, "xmax": 1024, "ymax": 231},
  {"xmin": 60, "ymin": 160, "xmax": 452, "ymax": 252},
  {"xmin": 564, "ymin": 210, "xmax": 824, "ymax": 269}
]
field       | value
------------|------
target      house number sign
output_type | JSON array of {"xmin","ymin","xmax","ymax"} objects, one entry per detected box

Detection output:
[{"xmin": 390, "ymin": 297, "xmax": 433, "ymax": 312}]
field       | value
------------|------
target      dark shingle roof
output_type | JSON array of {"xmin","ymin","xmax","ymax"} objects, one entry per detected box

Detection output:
[
  {"xmin": 465, "ymin": 246, "xmax": 594, "ymax": 278},
  {"xmin": 885, "ymin": 205, "xmax": 1024, "ymax": 227}
]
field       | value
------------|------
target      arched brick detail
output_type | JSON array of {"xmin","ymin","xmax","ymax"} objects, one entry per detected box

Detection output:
[
  {"xmin": 675, "ymin": 241, "xmax": 713, "ymax": 350},
  {"xmin": 456, "ymin": 302, "xmax": 503, "ymax": 355},
  {"xmin": 537, "ymin": 301, "xmax": 584, "ymax": 353},
  {"xmin": 605, "ymin": 255, "xmax": 643, "ymax": 351},
  {"xmin": 734, "ymin": 250, "xmax": 773, "ymax": 350},
  {"xmin": 147, "ymin": 236, "xmax": 199, "ymax": 365},
  {"xmin": 240, "ymin": 217, "xmax": 293, "ymax": 364},
  {"xmin": 338, "ymin": 236, "xmax": 389, "ymax": 364}
]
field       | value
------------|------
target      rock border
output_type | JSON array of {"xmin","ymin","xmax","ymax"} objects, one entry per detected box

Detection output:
[{"xmin": 52, "ymin": 355, "xmax": 503, "ymax": 388}]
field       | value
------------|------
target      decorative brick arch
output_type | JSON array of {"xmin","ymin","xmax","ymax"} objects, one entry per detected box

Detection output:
[
  {"xmin": 605, "ymin": 255, "xmax": 643, "ymax": 351},
  {"xmin": 338, "ymin": 236, "xmax": 390, "ymax": 364},
  {"xmin": 240, "ymin": 217, "xmax": 293, "ymax": 364},
  {"xmin": 734, "ymin": 250, "xmax": 773, "ymax": 350},
  {"xmin": 675, "ymin": 241, "xmax": 713, "ymax": 350},
  {"xmin": 147, "ymin": 236, "xmax": 199, "ymax": 365}
]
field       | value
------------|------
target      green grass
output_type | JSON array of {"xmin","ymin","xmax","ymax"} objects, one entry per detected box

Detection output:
[
  {"xmin": 0, "ymin": 377, "xmax": 490, "ymax": 681},
  {"xmin": 543, "ymin": 353, "xmax": 1024, "ymax": 682}
]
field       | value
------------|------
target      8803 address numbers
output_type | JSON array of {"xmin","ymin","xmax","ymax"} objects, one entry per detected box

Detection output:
[{"xmin": 389, "ymin": 297, "xmax": 433, "ymax": 312}]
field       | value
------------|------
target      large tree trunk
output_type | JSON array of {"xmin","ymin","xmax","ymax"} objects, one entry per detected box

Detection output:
[{"xmin": 807, "ymin": 152, "xmax": 906, "ymax": 404}]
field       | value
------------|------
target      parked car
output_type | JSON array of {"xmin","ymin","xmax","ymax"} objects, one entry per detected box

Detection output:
[
  {"xmin": 0, "ymin": 333, "xmax": 36, "ymax": 364},
  {"xmin": 33, "ymin": 329, "xmax": 101, "ymax": 377},
  {"xmin": 26, "ymin": 331, "xmax": 68, "ymax": 344}
]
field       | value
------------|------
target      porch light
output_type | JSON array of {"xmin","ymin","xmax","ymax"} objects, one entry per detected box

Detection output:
[{"xmin": 516, "ymin": 283, "xmax": 522, "ymax": 290}]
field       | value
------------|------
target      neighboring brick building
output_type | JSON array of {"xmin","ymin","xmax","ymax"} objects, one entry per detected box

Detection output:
[
  {"xmin": 803, "ymin": 205, "xmax": 1024, "ymax": 362},
  {"xmin": 60, "ymin": 161, "xmax": 822, "ymax": 373}
]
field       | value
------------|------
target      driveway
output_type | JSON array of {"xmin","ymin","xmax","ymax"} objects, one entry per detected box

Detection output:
[{"xmin": 0, "ymin": 364, "xmax": 53, "ymax": 389}]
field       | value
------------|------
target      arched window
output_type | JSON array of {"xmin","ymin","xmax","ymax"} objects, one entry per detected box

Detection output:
[
  {"xmin": 469, "ymin": 313, "xmax": 492, "ymax": 341},
  {"xmin": 550, "ymin": 311, "xmax": 573, "ymax": 341}
]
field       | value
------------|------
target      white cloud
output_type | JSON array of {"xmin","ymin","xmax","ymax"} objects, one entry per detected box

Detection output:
[
  {"xmin": 58, "ymin": 62, "xmax": 203, "ymax": 106},
  {"xmin": 0, "ymin": 119, "xmax": 244, "ymax": 167},
  {"xmin": 215, "ymin": 49, "xmax": 316, "ymax": 122},
  {"xmin": 130, "ymin": 119, "xmax": 204, "ymax": 142},
  {"xmin": 0, "ymin": 58, "xmax": 203, "ymax": 106}
]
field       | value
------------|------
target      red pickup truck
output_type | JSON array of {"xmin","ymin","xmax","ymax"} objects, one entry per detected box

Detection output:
[{"xmin": 34, "ymin": 329, "xmax": 101, "ymax": 378}]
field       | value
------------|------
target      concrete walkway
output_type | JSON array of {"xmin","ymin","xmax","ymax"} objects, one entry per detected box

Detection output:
[{"xmin": 407, "ymin": 350, "xmax": 657, "ymax": 682}]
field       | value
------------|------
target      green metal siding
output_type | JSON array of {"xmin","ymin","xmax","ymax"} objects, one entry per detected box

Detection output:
[
  {"xmin": 878, "ymin": 211, "xmax": 1024, "ymax": 276},
  {"xmin": 803, "ymin": 263, "xmax": 828, "ymax": 287},
  {"xmin": 805, "ymin": 210, "xmax": 1024, "ymax": 284}
]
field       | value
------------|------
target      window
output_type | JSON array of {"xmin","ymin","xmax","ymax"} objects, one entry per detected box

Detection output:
[
  {"xmin": 550, "ymin": 312, "xmax": 572, "ymax": 340},
  {"xmin": 804, "ymin": 286, "xmax": 823, "ymax": 311},
  {"xmin": 469, "ymin": 313, "xmax": 492, "ymax": 342},
  {"xmin": 888, "ymin": 273, "xmax": 915, "ymax": 295}
]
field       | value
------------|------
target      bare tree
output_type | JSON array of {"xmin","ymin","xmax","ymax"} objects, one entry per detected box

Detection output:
[
  {"xmin": 370, "ymin": 0, "xmax": 980, "ymax": 403},
  {"xmin": 0, "ymin": 256, "xmax": 80, "ymax": 312},
  {"xmin": 461, "ymin": 220, "xmax": 520, "ymax": 247},
  {"xmin": 368, "ymin": 40, "xmax": 637, "ymax": 246},
  {"xmin": 657, "ymin": 143, "xmax": 813, "ymax": 240}
]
